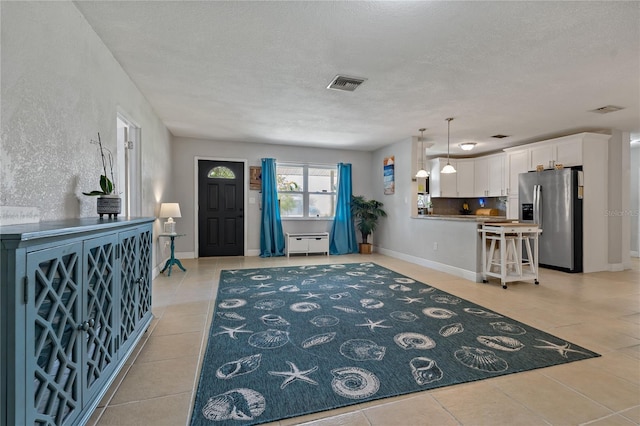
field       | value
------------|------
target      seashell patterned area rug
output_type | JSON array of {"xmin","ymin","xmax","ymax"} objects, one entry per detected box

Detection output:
[{"xmin": 190, "ymin": 263, "xmax": 599, "ymax": 425}]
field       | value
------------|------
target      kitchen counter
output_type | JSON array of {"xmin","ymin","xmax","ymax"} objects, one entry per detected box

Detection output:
[{"xmin": 412, "ymin": 214, "xmax": 508, "ymax": 222}]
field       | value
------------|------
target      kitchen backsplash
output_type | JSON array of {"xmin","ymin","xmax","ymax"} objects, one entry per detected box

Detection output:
[{"xmin": 431, "ymin": 197, "xmax": 506, "ymax": 216}]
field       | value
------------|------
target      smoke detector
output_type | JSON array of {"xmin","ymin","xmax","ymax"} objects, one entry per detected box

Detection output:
[
  {"xmin": 491, "ymin": 134, "xmax": 510, "ymax": 139},
  {"xmin": 590, "ymin": 105, "xmax": 624, "ymax": 114},
  {"xmin": 327, "ymin": 75, "xmax": 367, "ymax": 92}
]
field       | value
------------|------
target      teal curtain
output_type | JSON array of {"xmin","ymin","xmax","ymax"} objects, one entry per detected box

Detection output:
[
  {"xmin": 329, "ymin": 163, "xmax": 358, "ymax": 254},
  {"xmin": 260, "ymin": 158, "xmax": 285, "ymax": 257}
]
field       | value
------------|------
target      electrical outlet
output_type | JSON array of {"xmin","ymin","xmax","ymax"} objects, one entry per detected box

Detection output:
[
  {"xmin": 164, "ymin": 242, "xmax": 170, "ymax": 248},
  {"xmin": 433, "ymin": 242, "xmax": 438, "ymax": 251}
]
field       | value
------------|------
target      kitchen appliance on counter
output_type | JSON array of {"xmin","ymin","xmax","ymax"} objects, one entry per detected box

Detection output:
[{"xmin": 519, "ymin": 167, "xmax": 583, "ymax": 272}]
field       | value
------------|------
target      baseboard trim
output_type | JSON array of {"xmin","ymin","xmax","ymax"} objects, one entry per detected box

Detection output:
[
  {"xmin": 175, "ymin": 251, "xmax": 195, "ymax": 259},
  {"xmin": 609, "ymin": 263, "xmax": 625, "ymax": 272},
  {"xmin": 377, "ymin": 247, "xmax": 480, "ymax": 282}
]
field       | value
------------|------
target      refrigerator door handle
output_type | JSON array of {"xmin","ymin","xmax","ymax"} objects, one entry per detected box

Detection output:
[{"xmin": 534, "ymin": 184, "xmax": 542, "ymax": 233}]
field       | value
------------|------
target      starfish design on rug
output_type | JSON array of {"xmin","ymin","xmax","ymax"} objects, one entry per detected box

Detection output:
[
  {"xmin": 268, "ymin": 361, "xmax": 319, "ymax": 389},
  {"xmin": 369, "ymin": 274, "xmax": 387, "ymax": 279},
  {"xmin": 533, "ymin": 339, "xmax": 591, "ymax": 358},
  {"xmin": 299, "ymin": 292, "xmax": 322, "ymax": 299},
  {"xmin": 212, "ymin": 324, "xmax": 253, "ymax": 339},
  {"xmin": 346, "ymin": 284, "xmax": 367, "ymax": 290},
  {"xmin": 397, "ymin": 296, "xmax": 424, "ymax": 304},
  {"xmin": 356, "ymin": 318, "xmax": 393, "ymax": 331},
  {"xmin": 253, "ymin": 283, "xmax": 273, "ymax": 289}
]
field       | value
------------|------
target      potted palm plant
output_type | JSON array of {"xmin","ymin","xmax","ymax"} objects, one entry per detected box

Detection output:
[
  {"xmin": 351, "ymin": 195, "xmax": 387, "ymax": 254},
  {"xmin": 83, "ymin": 132, "xmax": 121, "ymax": 218}
]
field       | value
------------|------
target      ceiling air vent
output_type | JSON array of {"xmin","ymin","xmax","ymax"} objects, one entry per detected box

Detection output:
[
  {"xmin": 327, "ymin": 75, "xmax": 367, "ymax": 92},
  {"xmin": 491, "ymin": 134, "xmax": 510, "ymax": 139},
  {"xmin": 590, "ymin": 105, "xmax": 624, "ymax": 114}
]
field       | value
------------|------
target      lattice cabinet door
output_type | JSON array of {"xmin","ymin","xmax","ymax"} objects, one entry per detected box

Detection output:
[
  {"xmin": 82, "ymin": 234, "xmax": 118, "ymax": 402},
  {"xmin": 119, "ymin": 225, "xmax": 153, "ymax": 355},
  {"xmin": 26, "ymin": 242, "xmax": 83, "ymax": 426},
  {"xmin": 136, "ymin": 226, "xmax": 153, "ymax": 324}
]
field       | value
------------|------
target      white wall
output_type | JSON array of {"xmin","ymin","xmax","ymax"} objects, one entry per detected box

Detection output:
[
  {"xmin": 608, "ymin": 131, "xmax": 632, "ymax": 269},
  {"xmin": 170, "ymin": 137, "xmax": 373, "ymax": 256},
  {"xmin": 370, "ymin": 137, "xmax": 479, "ymax": 277},
  {"xmin": 631, "ymin": 143, "xmax": 640, "ymax": 256},
  {"xmin": 1, "ymin": 1, "xmax": 173, "ymax": 268}
]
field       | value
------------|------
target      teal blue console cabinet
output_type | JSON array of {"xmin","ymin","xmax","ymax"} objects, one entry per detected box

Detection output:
[{"xmin": 1, "ymin": 218, "xmax": 154, "ymax": 426}]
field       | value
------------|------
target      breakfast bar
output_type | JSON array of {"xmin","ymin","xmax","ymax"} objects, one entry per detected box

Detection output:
[{"xmin": 404, "ymin": 215, "xmax": 509, "ymax": 283}]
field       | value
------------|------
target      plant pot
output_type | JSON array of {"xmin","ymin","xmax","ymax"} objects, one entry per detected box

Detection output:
[
  {"xmin": 359, "ymin": 243, "xmax": 372, "ymax": 254},
  {"xmin": 97, "ymin": 196, "xmax": 121, "ymax": 219}
]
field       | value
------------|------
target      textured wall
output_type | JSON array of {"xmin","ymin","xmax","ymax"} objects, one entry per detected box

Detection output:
[
  {"xmin": 1, "ymin": 1, "xmax": 172, "ymax": 269},
  {"xmin": 1, "ymin": 1, "xmax": 172, "ymax": 220},
  {"xmin": 170, "ymin": 137, "xmax": 373, "ymax": 255}
]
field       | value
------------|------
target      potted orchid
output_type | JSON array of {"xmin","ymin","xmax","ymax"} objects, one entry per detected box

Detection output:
[{"xmin": 83, "ymin": 132, "xmax": 121, "ymax": 218}]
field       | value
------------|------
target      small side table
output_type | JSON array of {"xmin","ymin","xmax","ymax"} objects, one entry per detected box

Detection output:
[{"xmin": 159, "ymin": 233, "xmax": 186, "ymax": 276}]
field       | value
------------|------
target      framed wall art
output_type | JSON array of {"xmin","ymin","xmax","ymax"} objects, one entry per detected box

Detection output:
[
  {"xmin": 249, "ymin": 166, "xmax": 262, "ymax": 190},
  {"xmin": 383, "ymin": 155, "xmax": 395, "ymax": 195}
]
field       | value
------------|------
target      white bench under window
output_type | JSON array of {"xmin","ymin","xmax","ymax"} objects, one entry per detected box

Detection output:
[{"xmin": 285, "ymin": 232, "xmax": 330, "ymax": 257}]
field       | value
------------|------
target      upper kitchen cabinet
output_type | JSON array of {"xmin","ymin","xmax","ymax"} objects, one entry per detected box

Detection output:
[
  {"xmin": 527, "ymin": 134, "xmax": 587, "ymax": 171},
  {"xmin": 505, "ymin": 148, "xmax": 529, "ymax": 197},
  {"xmin": 429, "ymin": 158, "xmax": 474, "ymax": 198},
  {"xmin": 475, "ymin": 153, "xmax": 506, "ymax": 197},
  {"xmin": 429, "ymin": 158, "xmax": 457, "ymax": 197},
  {"xmin": 456, "ymin": 159, "xmax": 475, "ymax": 198}
]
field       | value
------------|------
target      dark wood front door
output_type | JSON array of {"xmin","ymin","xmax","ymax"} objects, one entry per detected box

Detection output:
[{"xmin": 198, "ymin": 160, "xmax": 244, "ymax": 257}]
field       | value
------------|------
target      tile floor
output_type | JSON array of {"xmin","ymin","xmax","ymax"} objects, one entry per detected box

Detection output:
[{"xmin": 89, "ymin": 255, "xmax": 640, "ymax": 426}]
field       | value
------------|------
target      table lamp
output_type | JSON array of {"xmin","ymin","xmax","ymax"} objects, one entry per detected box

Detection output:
[{"xmin": 159, "ymin": 203, "xmax": 181, "ymax": 234}]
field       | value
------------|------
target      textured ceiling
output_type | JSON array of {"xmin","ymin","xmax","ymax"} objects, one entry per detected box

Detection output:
[{"xmin": 74, "ymin": 1, "xmax": 640, "ymax": 156}]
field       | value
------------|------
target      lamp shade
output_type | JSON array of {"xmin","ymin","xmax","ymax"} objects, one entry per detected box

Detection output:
[
  {"xmin": 159, "ymin": 203, "xmax": 181, "ymax": 219},
  {"xmin": 441, "ymin": 163, "xmax": 457, "ymax": 174}
]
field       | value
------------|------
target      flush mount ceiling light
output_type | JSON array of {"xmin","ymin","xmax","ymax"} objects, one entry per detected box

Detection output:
[
  {"xmin": 441, "ymin": 118, "xmax": 457, "ymax": 174},
  {"xmin": 459, "ymin": 142, "xmax": 477, "ymax": 151},
  {"xmin": 415, "ymin": 128, "xmax": 429, "ymax": 178}
]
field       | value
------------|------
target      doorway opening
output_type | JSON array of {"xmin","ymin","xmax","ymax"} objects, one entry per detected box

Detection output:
[{"xmin": 116, "ymin": 114, "xmax": 141, "ymax": 217}]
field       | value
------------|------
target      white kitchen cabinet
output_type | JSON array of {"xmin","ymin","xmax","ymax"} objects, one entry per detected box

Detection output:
[
  {"xmin": 487, "ymin": 154, "xmax": 506, "ymax": 196},
  {"xmin": 506, "ymin": 195, "xmax": 519, "ymax": 220},
  {"xmin": 474, "ymin": 154, "xmax": 505, "ymax": 197},
  {"xmin": 529, "ymin": 144, "xmax": 555, "ymax": 170},
  {"xmin": 528, "ymin": 135, "xmax": 585, "ymax": 171},
  {"xmin": 556, "ymin": 137, "xmax": 583, "ymax": 167},
  {"xmin": 505, "ymin": 149, "xmax": 529, "ymax": 197},
  {"xmin": 429, "ymin": 158, "xmax": 457, "ymax": 197},
  {"xmin": 456, "ymin": 159, "xmax": 475, "ymax": 198},
  {"xmin": 474, "ymin": 157, "xmax": 489, "ymax": 197}
]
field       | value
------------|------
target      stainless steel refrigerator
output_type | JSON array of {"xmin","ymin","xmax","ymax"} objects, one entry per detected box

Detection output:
[{"xmin": 518, "ymin": 168, "xmax": 583, "ymax": 272}]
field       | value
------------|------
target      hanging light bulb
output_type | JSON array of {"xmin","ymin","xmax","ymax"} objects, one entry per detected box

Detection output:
[
  {"xmin": 441, "ymin": 117, "xmax": 457, "ymax": 174},
  {"xmin": 415, "ymin": 128, "xmax": 429, "ymax": 178}
]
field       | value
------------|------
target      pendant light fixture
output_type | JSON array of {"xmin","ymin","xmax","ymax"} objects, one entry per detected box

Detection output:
[
  {"xmin": 415, "ymin": 128, "xmax": 429, "ymax": 178},
  {"xmin": 441, "ymin": 117, "xmax": 457, "ymax": 174}
]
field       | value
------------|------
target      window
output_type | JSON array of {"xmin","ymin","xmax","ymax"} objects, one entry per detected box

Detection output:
[
  {"xmin": 276, "ymin": 164, "xmax": 337, "ymax": 218},
  {"xmin": 208, "ymin": 166, "xmax": 235, "ymax": 179}
]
